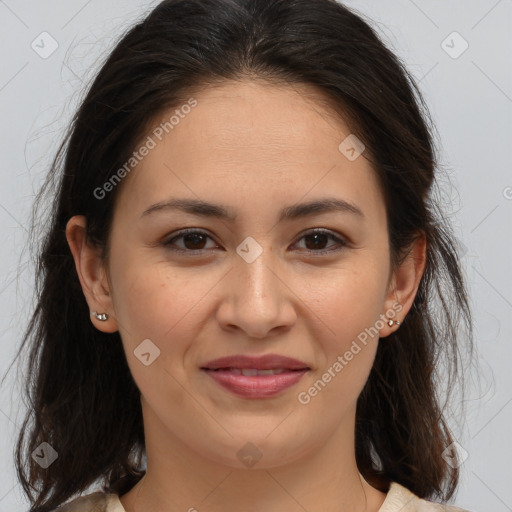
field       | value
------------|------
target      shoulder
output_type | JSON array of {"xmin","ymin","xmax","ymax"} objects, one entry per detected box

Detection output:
[
  {"xmin": 382, "ymin": 482, "xmax": 471, "ymax": 512},
  {"xmin": 52, "ymin": 491, "xmax": 123, "ymax": 512}
]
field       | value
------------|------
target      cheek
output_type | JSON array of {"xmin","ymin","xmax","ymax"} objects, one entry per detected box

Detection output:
[
  {"xmin": 300, "ymin": 262, "xmax": 387, "ymax": 395},
  {"xmin": 109, "ymin": 252, "xmax": 221, "ymax": 347},
  {"xmin": 309, "ymin": 262, "xmax": 388, "ymax": 342},
  {"xmin": 298, "ymin": 284, "xmax": 383, "ymax": 416},
  {"xmin": 108, "ymin": 259, "xmax": 207, "ymax": 398}
]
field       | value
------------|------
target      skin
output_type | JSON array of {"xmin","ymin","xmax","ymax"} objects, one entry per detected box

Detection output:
[{"xmin": 66, "ymin": 79, "xmax": 426, "ymax": 512}]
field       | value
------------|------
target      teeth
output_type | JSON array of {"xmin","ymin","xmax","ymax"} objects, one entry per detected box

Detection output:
[
  {"xmin": 241, "ymin": 368, "xmax": 259, "ymax": 376},
  {"xmin": 227, "ymin": 368, "xmax": 288, "ymax": 376},
  {"xmin": 256, "ymin": 369, "xmax": 280, "ymax": 375}
]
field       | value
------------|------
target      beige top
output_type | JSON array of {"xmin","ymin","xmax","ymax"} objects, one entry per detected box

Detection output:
[{"xmin": 54, "ymin": 482, "xmax": 471, "ymax": 511}]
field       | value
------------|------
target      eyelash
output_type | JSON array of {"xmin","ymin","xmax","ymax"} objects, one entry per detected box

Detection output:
[{"xmin": 161, "ymin": 228, "xmax": 348, "ymax": 256}]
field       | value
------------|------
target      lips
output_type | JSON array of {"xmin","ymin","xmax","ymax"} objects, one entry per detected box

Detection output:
[
  {"xmin": 200, "ymin": 354, "xmax": 310, "ymax": 398},
  {"xmin": 201, "ymin": 354, "xmax": 310, "ymax": 371}
]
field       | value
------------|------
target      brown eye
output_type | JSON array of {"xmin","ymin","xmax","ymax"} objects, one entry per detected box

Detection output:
[
  {"xmin": 180, "ymin": 232, "xmax": 208, "ymax": 250},
  {"xmin": 163, "ymin": 229, "xmax": 217, "ymax": 253},
  {"xmin": 295, "ymin": 229, "xmax": 347, "ymax": 255},
  {"xmin": 303, "ymin": 233, "xmax": 330, "ymax": 251},
  {"xmin": 162, "ymin": 228, "xmax": 347, "ymax": 256}
]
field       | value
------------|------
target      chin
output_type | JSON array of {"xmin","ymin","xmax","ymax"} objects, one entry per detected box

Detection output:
[{"xmin": 195, "ymin": 429, "xmax": 315, "ymax": 470}]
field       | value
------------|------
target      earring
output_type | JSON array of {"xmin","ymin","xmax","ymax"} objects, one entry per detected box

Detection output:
[
  {"xmin": 387, "ymin": 319, "xmax": 400, "ymax": 327},
  {"xmin": 92, "ymin": 311, "xmax": 109, "ymax": 321}
]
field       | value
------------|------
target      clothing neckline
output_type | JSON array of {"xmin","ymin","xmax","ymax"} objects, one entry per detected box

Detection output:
[{"xmin": 110, "ymin": 481, "xmax": 413, "ymax": 512}]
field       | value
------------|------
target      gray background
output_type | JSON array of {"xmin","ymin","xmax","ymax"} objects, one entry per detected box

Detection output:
[{"xmin": 0, "ymin": 1, "xmax": 511, "ymax": 511}]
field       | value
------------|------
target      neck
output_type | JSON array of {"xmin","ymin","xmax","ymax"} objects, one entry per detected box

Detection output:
[{"xmin": 119, "ymin": 403, "xmax": 387, "ymax": 512}]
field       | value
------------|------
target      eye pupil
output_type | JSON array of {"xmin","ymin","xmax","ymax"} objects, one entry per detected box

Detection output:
[
  {"xmin": 305, "ymin": 234, "xmax": 328, "ymax": 250},
  {"xmin": 183, "ymin": 233, "xmax": 207, "ymax": 250}
]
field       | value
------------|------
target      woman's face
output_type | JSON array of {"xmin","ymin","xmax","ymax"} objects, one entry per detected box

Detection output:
[{"xmin": 75, "ymin": 80, "xmax": 416, "ymax": 469}]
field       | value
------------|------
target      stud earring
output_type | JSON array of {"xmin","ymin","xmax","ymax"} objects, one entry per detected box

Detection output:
[
  {"xmin": 387, "ymin": 319, "xmax": 400, "ymax": 327},
  {"xmin": 91, "ymin": 311, "xmax": 109, "ymax": 321}
]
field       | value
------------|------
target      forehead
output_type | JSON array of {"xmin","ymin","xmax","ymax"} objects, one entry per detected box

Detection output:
[
  {"xmin": 160, "ymin": 79, "xmax": 356, "ymax": 159},
  {"xmin": 114, "ymin": 79, "xmax": 384, "ymax": 223}
]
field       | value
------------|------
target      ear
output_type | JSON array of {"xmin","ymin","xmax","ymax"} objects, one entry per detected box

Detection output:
[
  {"xmin": 66, "ymin": 215, "xmax": 119, "ymax": 333},
  {"xmin": 379, "ymin": 231, "xmax": 427, "ymax": 338}
]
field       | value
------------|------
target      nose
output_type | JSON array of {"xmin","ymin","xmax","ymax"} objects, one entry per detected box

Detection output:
[{"xmin": 215, "ymin": 245, "xmax": 297, "ymax": 339}]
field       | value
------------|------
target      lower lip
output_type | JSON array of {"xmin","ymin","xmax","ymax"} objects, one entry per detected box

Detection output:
[{"xmin": 202, "ymin": 369, "xmax": 308, "ymax": 398}]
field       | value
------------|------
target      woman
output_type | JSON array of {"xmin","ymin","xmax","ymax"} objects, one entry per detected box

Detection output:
[{"xmin": 15, "ymin": 0, "xmax": 473, "ymax": 511}]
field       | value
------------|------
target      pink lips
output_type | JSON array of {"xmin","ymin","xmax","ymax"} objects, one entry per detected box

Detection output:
[{"xmin": 201, "ymin": 354, "xmax": 310, "ymax": 399}]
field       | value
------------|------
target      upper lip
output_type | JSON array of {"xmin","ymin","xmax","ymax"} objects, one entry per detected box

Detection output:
[{"xmin": 201, "ymin": 354, "xmax": 310, "ymax": 371}]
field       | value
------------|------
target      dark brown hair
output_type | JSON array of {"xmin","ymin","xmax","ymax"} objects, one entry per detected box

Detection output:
[{"xmin": 13, "ymin": 0, "xmax": 473, "ymax": 510}]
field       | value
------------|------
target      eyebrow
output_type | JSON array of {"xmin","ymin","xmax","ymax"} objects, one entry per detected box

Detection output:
[{"xmin": 141, "ymin": 197, "xmax": 364, "ymax": 222}]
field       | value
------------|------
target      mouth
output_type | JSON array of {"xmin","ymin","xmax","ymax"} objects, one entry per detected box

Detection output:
[
  {"xmin": 202, "ymin": 367, "xmax": 308, "ymax": 376},
  {"xmin": 201, "ymin": 353, "xmax": 310, "ymax": 372},
  {"xmin": 200, "ymin": 354, "xmax": 310, "ymax": 398}
]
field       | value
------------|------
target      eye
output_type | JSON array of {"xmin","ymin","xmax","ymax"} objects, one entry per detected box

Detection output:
[
  {"xmin": 162, "ymin": 228, "xmax": 347, "ymax": 256},
  {"xmin": 293, "ymin": 228, "xmax": 348, "ymax": 255},
  {"xmin": 162, "ymin": 229, "xmax": 218, "ymax": 254}
]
